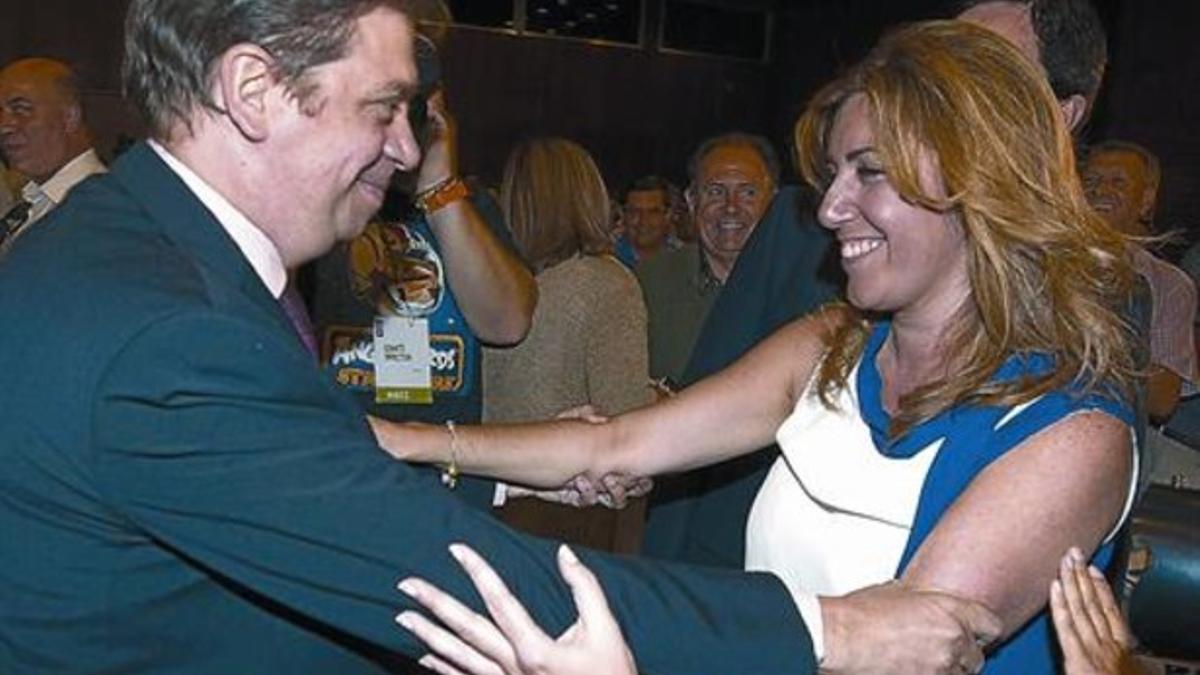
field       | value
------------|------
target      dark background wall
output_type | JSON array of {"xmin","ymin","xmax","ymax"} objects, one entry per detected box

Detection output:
[{"xmin": 3, "ymin": 0, "xmax": 1197, "ymax": 247}]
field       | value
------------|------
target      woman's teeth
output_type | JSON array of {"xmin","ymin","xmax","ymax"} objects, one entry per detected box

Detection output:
[{"xmin": 841, "ymin": 239, "xmax": 883, "ymax": 259}]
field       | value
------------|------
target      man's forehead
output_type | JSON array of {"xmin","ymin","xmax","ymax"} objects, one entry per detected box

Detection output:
[
  {"xmin": 958, "ymin": 1, "xmax": 1040, "ymax": 64},
  {"xmin": 699, "ymin": 144, "xmax": 769, "ymax": 181},
  {"xmin": 627, "ymin": 189, "xmax": 666, "ymax": 204},
  {"xmin": 1086, "ymin": 150, "xmax": 1145, "ymax": 176},
  {"xmin": 341, "ymin": 6, "xmax": 420, "ymax": 94}
]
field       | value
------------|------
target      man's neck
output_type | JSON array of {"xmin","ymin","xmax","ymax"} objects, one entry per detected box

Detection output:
[
  {"xmin": 634, "ymin": 241, "xmax": 663, "ymax": 261},
  {"xmin": 701, "ymin": 248, "xmax": 733, "ymax": 285}
]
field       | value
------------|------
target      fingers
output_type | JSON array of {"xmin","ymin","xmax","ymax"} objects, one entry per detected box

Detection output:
[
  {"xmin": 395, "ymin": 607, "xmax": 506, "ymax": 675},
  {"xmin": 626, "ymin": 477, "xmax": 653, "ymax": 498},
  {"xmin": 956, "ymin": 639, "xmax": 987, "ymax": 675},
  {"xmin": 448, "ymin": 544, "xmax": 553, "ymax": 656},
  {"xmin": 1050, "ymin": 579, "xmax": 1086, "ymax": 665},
  {"xmin": 1061, "ymin": 547, "xmax": 1133, "ymax": 651},
  {"xmin": 418, "ymin": 653, "xmax": 472, "ymax": 675},
  {"xmin": 1058, "ymin": 549, "xmax": 1102, "ymax": 650},
  {"xmin": 556, "ymin": 545, "xmax": 620, "ymax": 634},
  {"xmin": 570, "ymin": 475, "xmax": 599, "ymax": 506},
  {"xmin": 1069, "ymin": 551, "xmax": 1114, "ymax": 645},
  {"xmin": 601, "ymin": 474, "xmax": 628, "ymax": 509},
  {"xmin": 927, "ymin": 593, "xmax": 1003, "ymax": 648},
  {"xmin": 1085, "ymin": 564, "xmax": 1133, "ymax": 648},
  {"xmin": 554, "ymin": 404, "xmax": 595, "ymax": 420}
]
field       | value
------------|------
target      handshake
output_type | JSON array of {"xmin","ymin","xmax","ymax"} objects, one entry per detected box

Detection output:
[{"xmin": 506, "ymin": 405, "xmax": 652, "ymax": 509}]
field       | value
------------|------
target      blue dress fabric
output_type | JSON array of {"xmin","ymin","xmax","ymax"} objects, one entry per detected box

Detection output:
[{"xmin": 857, "ymin": 322, "xmax": 1134, "ymax": 674}]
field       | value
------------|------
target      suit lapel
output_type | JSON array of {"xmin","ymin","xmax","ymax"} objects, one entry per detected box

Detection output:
[{"xmin": 109, "ymin": 142, "xmax": 295, "ymax": 337}]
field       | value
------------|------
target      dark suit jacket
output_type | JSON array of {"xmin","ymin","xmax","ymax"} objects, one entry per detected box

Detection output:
[{"xmin": 0, "ymin": 144, "xmax": 814, "ymax": 674}]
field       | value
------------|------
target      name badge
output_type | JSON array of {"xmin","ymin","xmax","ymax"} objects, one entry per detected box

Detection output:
[{"xmin": 373, "ymin": 316, "xmax": 433, "ymax": 404}]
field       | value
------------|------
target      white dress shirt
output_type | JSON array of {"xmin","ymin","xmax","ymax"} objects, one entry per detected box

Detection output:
[
  {"xmin": 148, "ymin": 140, "xmax": 287, "ymax": 299},
  {"xmin": 2, "ymin": 148, "xmax": 106, "ymax": 250}
]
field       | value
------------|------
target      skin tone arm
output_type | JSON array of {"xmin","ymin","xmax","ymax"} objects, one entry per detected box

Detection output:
[
  {"xmin": 901, "ymin": 409, "xmax": 1134, "ymax": 638},
  {"xmin": 417, "ymin": 90, "xmax": 536, "ymax": 345},
  {"xmin": 371, "ymin": 308, "xmax": 847, "ymax": 488}
]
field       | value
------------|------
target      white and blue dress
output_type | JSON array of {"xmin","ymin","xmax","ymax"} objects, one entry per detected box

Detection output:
[{"xmin": 746, "ymin": 320, "xmax": 1137, "ymax": 674}]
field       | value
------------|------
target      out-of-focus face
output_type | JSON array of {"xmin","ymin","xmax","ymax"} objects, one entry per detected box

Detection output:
[
  {"xmin": 624, "ymin": 188, "xmax": 670, "ymax": 251},
  {"xmin": 959, "ymin": 1, "xmax": 1040, "ymax": 65},
  {"xmin": 1082, "ymin": 149, "xmax": 1153, "ymax": 235},
  {"xmin": 690, "ymin": 143, "xmax": 774, "ymax": 273},
  {"xmin": 818, "ymin": 95, "xmax": 970, "ymax": 321},
  {"xmin": 260, "ymin": 6, "xmax": 422, "ymax": 265},
  {"xmin": 0, "ymin": 61, "xmax": 79, "ymax": 183}
]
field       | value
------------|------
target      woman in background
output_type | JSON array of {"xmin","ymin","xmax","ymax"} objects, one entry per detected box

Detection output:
[{"xmin": 484, "ymin": 138, "xmax": 651, "ymax": 551}]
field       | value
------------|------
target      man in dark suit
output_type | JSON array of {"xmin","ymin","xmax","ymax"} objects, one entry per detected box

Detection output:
[{"xmin": 0, "ymin": 1, "xmax": 999, "ymax": 673}]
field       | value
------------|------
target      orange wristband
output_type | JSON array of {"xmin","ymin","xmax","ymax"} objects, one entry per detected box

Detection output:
[{"xmin": 415, "ymin": 177, "xmax": 469, "ymax": 214}]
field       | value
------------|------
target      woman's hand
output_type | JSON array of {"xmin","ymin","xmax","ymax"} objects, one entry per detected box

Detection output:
[
  {"xmin": 1050, "ymin": 547, "xmax": 1137, "ymax": 675},
  {"xmin": 396, "ymin": 543, "xmax": 637, "ymax": 675}
]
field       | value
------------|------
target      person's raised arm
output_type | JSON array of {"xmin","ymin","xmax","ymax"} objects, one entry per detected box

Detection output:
[
  {"xmin": 417, "ymin": 90, "xmax": 536, "ymax": 345},
  {"xmin": 372, "ymin": 307, "xmax": 848, "ymax": 490},
  {"xmin": 900, "ymin": 409, "xmax": 1134, "ymax": 638}
]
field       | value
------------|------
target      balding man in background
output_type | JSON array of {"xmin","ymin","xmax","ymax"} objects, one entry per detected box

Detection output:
[{"xmin": 0, "ymin": 57, "xmax": 105, "ymax": 250}]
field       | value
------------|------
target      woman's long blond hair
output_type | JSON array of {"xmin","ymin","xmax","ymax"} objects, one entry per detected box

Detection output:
[
  {"xmin": 794, "ymin": 20, "xmax": 1137, "ymax": 437},
  {"xmin": 500, "ymin": 137, "xmax": 613, "ymax": 272}
]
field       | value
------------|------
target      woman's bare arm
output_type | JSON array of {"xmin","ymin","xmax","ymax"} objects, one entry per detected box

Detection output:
[
  {"xmin": 371, "ymin": 308, "xmax": 848, "ymax": 488},
  {"xmin": 900, "ymin": 410, "xmax": 1133, "ymax": 637}
]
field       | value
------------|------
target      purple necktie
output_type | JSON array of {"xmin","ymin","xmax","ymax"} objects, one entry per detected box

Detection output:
[{"xmin": 278, "ymin": 283, "xmax": 320, "ymax": 360}]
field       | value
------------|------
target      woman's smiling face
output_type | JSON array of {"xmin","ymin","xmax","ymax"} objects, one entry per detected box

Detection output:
[{"xmin": 817, "ymin": 94, "xmax": 971, "ymax": 323}]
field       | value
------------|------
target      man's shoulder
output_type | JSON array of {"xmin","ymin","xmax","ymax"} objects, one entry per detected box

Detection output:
[
  {"xmin": 5, "ymin": 180, "xmax": 215, "ymax": 326},
  {"xmin": 1136, "ymin": 247, "xmax": 1196, "ymax": 298}
]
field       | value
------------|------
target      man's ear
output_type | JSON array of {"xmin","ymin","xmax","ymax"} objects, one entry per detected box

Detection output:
[
  {"xmin": 1058, "ymin": 94, "xmax": 1089, "ymax": 134},
  {"xmin": 684, "ymin": 185, "xmax": 697, "ymax": 214},
  {"xmin": 212, "ymin": 44, "xmax": 277, "ymax": 142},
  {"xmin": 1139, "ymin": 182, "xmax": 1158, "ymax": 223},
  {"xmin": 61, "ymin": 100, "xmax": 83, "ymax": 134}
]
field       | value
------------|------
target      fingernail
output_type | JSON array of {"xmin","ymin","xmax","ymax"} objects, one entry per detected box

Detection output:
[
  {"xmin": 1069, "ymin": 547, "xmax": 1086, "ymax": 564},
  {"xmin": 395, "ymin": 611, "xmax": 415, "ymax": 629},
  {"xmin": 448, "ymin": 543, "xmax": 466, "ymax": 563},
  {"xmin": 1087, "ymin": 565, "xmax": 1105, "ymax": 580},
  {"xmin": 1050, "ymin": 579, "xmax": 1062, "ymax": 596},
  {"xmin": 419, "ymin": 656, "xmax": 437, "ymax": 669},
  {"xmin": 397, "ymin": 580, "xmax": 419, "ymax": 598},
  {"xmin": 1061, "ymin": 553, "xmax": 1074, "ymax": 571},
  {"xmin": 559, "ymin": 544, "xmax": 580, "ymax": 566}
]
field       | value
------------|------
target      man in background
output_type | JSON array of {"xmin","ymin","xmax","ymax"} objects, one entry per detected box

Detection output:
[
  {"xmin": 620, "ymin": 175, "xmax": 675, "ymax": 263},
  {"xmin": 636, "ymin": 132, "xmax": 779, "ymax": 388},
  {"xmin": 0, "ymin": 57, "xmax": 104, "ymax": 250},
  {"xmin": 305, "ymin": 24, "xmax": 537, "ymax": 509},
  {"xmin": 1083, "ymin": 140, "xmax": 1197, "ymax": 423}
]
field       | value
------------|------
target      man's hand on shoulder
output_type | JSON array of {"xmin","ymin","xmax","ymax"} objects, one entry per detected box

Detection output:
[{"xmin": 819, "ymin": 581, "xmax": 1002, "ymax": 675}]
